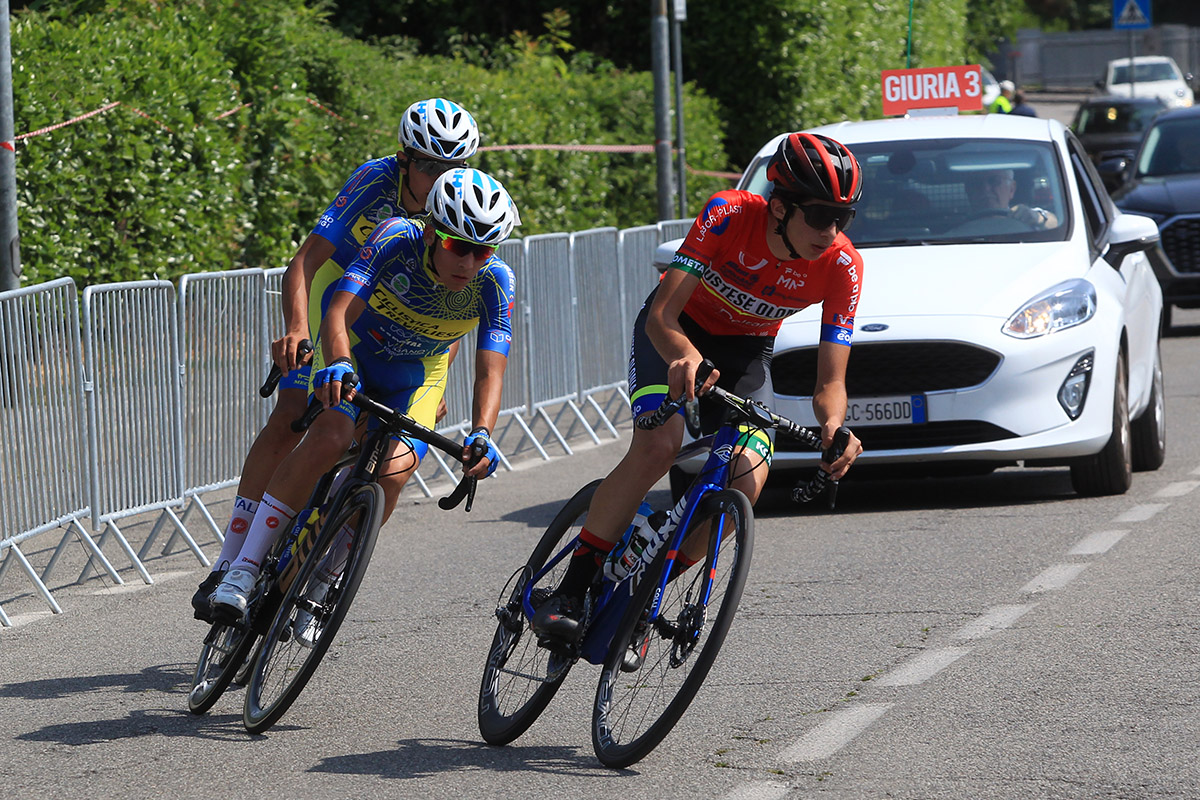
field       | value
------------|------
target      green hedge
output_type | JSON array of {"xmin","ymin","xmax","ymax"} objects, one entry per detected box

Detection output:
[{"xmin": 11, "ymin": 0, "xmax": 730, "ymax": 286}]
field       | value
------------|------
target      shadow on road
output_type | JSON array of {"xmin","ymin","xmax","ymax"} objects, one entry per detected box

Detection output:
[{"xmin": 310, "ymin": 737, "xmax": 625, "ymax": 779}]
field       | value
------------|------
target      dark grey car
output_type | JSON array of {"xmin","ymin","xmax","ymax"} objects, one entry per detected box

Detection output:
[{"xmin": 1072, "ymin": 95, "xmax": 1165, "ymax": 191}]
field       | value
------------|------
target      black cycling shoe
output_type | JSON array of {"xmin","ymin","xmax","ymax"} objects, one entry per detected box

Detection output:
[
  {"xmin": 191, "ymin": 570, "xmax": 226, "ymax": 622},
  {"xmin": 531, "ymin": 592, "xmax": 584, "ymax": 643}
]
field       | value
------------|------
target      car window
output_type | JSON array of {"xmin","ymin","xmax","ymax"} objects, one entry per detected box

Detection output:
[
  {"xmin": 1073, "ymin": 102, "xmax": 1161, "ymax": 135},
  {"xmin": 1112, "ymin": 61, "xmax": 1180, "ymax": 84},
  {"xmin": 1067, "ymin": 134, "xmax": 1111, "ymax": 252},
  {"xmin": 741, "ymin": 138, "xmax": 1069, "ymax": 247},
  {"xmin": 1134, "ymin": 117, "xmax": 1200, "ymax": 177}
]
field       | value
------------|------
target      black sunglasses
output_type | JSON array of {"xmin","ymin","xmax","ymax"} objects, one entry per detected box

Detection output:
[
  {"xmin": 796, "ymin": 203, "xmax": 856, "ymax": 232},
  {"xmin": 409, "ymin": 155, "xmax": 460, "ymax": 177}
]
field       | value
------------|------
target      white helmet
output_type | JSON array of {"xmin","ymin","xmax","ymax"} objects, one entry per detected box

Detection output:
[
  {"xmin": 426, "ymin": 168, "xmax": 520, "ymax": 245},
  {"xmin": 398, "ymin": 98, "xmax": 480, "ymax": 161}
]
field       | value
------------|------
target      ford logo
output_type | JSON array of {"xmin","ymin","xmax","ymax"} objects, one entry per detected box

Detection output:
[{"xmin": 861, "ymin": 323, "xmax": 889, "ymax": 332}]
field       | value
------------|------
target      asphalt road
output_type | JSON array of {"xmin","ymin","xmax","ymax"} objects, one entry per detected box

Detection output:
[{"xmin": 3, "ymin": 306, "xmax": 1199, "ymax": 799}]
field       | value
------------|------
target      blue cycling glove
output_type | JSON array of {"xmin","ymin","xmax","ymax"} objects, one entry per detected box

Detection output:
[
  {"xmin": 314, "ymin": 358, "xmax": 356, "ymax": 389},
  {"xmin": 464, "ymin": 428, "xmax": 499, "ymax": 477}
]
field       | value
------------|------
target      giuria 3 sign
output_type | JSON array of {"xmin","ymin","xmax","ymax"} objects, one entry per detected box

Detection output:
[{"xmin": 880, "ymin": 65, "xmax": 986, "ymax": 116}]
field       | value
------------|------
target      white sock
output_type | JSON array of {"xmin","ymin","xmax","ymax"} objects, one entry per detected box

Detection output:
[
  {"xmin": 232, "ymin": 493, "xmax": 297, "ymax": 576},
  {"xmin": 213, "ymin": 496, "xmax": 258, "ymax": 571}
]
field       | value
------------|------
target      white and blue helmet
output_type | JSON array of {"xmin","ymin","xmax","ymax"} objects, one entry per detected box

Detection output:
[
  {"xmin": 426, "ymin": 168, "xmax": 521, "ymax": 245},
  {"xmin": 398, "ymin": 98, "xmax": 480, "ymax": 162}
]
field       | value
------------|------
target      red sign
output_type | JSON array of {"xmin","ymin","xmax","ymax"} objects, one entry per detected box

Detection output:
[{"xmin": 881, "ymin": 65, "xmax": 985, "ymax": 116}]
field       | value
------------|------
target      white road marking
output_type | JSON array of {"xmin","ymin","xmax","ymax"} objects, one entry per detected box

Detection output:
[
  {"xmin": 723, "ymin": 781, "xmax": 791, "ymax": 800},
  {"xmin": 951, "ymin": 603, "xmax": 1038, "ymax": 640},
  {"xmin": 1113, "ymin": 504, "xmax": 1168, "ymax": 523},
  {"xmin": 778, "ymin": 703, "xmax": 893, "ymax": 762},
  {"xmin": 1155, "ymin": 481, "xmax": 1200, "ymax": 498},
  {"xmin": 1068, "ymin": 529, "xmax": 1129, "ymax": 555},
  {"xmin": 875, "ymin": 647, "xmax": 970, "ymax": 687},
  {"xmin": 1021, "ymin": 563, "xmax": 1088, "ymax": 594}
]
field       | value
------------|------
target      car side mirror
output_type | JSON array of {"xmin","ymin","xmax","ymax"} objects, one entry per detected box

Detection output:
[
  {"xmin": 1096, "ymin": 156, "xmax": 1130, "ymax": 192},
  {"xmin": 1094, "ymin": 78, "xmax": 1105, "ymax": 90},
  {"xmin": 1105, "ymin": 212, "xmax": 1160, "ymax": 268}
]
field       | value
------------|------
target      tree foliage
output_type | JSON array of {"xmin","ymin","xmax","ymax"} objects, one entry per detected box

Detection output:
[{"xmin": 10, "ymin": 0, "xmax": 729, "ymax": 286}]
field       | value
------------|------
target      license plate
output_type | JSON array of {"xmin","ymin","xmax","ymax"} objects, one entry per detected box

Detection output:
[{"xmin": 844, "ymin": 395, "xmax": 927, "ymax": 426}]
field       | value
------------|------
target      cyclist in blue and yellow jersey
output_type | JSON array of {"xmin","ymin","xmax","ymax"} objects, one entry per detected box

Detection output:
[
  {"xmin": 191, "ymin": 98, "xmax": 480, "ymax": 619},
  {"xmin": 532, "ymin": 133, "xmax": 867, "ymax": 643},
  {"xmin": 209, "ymin": 168, "xmax": 519, "ymax": 623}
]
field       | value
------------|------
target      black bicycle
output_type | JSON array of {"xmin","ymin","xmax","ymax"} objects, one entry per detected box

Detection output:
[
  {"xmin": 479, "ymin": 362, "xmax": 849, "ymax": 767},
  {"xmin": 188, "ymin": 373, "xmax": 484, "ymax": 731}
]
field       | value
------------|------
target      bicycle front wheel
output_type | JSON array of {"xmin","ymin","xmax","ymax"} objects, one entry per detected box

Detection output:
[
  {"xmin": 592, "ymin": 488, "xmax": 753, "ymax": 768},
  {"xmin": 478, "ymin": 479, "xmax": 601, "ymax": 746},
  {"xmin": 187, "ymin": 621, "xmax": 258, "ymax": 715},
  {"xmin": 243, "ymin": 481, "xmax": 384, "ymax": 734}
]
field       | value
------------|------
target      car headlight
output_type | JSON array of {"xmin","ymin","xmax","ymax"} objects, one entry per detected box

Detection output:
[{"xmin": 1003, "ymin": 279, "xmax": 1097, "ymax": 339}]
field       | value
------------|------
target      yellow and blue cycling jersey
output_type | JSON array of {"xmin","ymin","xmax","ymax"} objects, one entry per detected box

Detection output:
[
  {"xmin": 312, "ymin": 216, "xmax": 516, "ymax": 453},
  {"xmin": 280, "ymin": 155, "xmax": 406, "ymax": 391}
]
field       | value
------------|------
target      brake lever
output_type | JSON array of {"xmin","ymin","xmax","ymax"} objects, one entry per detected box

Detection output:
[
  {"xmin": 438, "ymin": 440, "xmax": 487, "ymax": 512},
  {"xmin": 260, "ymin": 339, "xmax": 314, "ymax": 397},
  {"xmin": 291, "ymin": 369, "xmax": 358, "ymax": 433},
  {"xmin": 822, "ymin": 426, "xmax": 852, "ymax": 510}
]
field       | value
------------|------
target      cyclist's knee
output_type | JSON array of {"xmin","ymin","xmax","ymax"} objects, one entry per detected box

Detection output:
[
  {"xmin": 630, "ymin": 426, "xmax": 681, "ymax": 474},
  {"xmin": 263, "ymin": 389, "xmax": 309, "ymax": 435}
]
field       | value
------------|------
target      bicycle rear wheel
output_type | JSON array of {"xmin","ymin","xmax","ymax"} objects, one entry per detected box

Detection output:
[
  {"xmin": 243, "ymin": 481, "xmax": 384, "ymax": 734},
  {"xmin": 592, "ymin": 488, "xmax": 753, "ymax": 768},
  {"xmin": 478, "ymin": 479, "xmax": 601, "ymax": 745},
  {"xmin": 187, "ymin": 621, "xmax": 258, "ymax": 715}
]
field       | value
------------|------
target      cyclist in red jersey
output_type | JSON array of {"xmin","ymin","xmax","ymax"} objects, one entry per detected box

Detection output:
[{"xmin": 533, "ymin": 132, "xmax": 867, "ymax": 640}]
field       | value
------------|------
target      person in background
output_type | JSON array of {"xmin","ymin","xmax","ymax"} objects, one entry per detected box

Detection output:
[
  {"xmin": 989, "ymin": 80, "xmax": 1015, "ymax": 114},
  {"xmin": 1009, "ymin": 90, "xmax": 1038, "ymax": 117}
]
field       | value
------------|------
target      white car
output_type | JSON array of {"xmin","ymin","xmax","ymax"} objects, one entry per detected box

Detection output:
[
  {"xmin": 658, "ymin": 115, "xmax": 1166, "ymax": 496},
  {"xmin": 1097, "ymin": 55, "xmax": 1195, "ymax": 109}
]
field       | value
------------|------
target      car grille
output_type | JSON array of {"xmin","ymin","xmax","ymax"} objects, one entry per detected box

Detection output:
[
  {"xmin": 1161, "ymin": 215, "xmax": 1200, "ymax": 273},
  {"xmin": 771, "ymin": 342, "xmax": 1002, "ymax": 396},
  {"xmin": 775, "ymin": 420, "xmax": 1017, "ymax": 451}
]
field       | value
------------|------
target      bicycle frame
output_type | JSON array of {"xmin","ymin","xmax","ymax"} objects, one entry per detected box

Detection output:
[{"xmin": 521, "ymin": 420, "xmax": 751, "ymax": 666}]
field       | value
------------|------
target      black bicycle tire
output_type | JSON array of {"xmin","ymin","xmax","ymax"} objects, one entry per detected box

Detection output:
[
  {"xmin": 187, "ymin": 620, "xmax": 258, "ymax": 715},
  {"xmin": 478, "ymin": 479, "xmax": 602, "ymax": 746},
  {"xmin": 243, "ymin": 481, "xmax": 384, "ymax": 733},
  {"xmin": 591, "ymin": 488, "xmax": 754, "ymax": 768}
]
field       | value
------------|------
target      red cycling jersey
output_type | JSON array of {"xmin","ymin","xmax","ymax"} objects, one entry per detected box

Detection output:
[{"xmin": 670, "ymin": 190, "xmax": 863, "ymax": 345}]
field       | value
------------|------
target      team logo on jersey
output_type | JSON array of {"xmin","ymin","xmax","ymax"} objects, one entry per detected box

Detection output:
[
  {"xmin": 359, "ymin": 246, "xmax": 374, "ymax": 260},
  {"xmin": 387, "ymin": 273, "xmax": 410, "ymax": 297},
  {"xmin": 365, "ymin": 204, "xmax": 395, "ymax": 225},
  {"xmin": 695, "ymin": 196, "xmax": 736, "ymax": 242},
  {"xmin": 738, "ymin": 251, "xmax": 768, "ymax": 270},
  {"xmin": 335, "ymin": 196, "xmax": 349, "ymax": 208}
]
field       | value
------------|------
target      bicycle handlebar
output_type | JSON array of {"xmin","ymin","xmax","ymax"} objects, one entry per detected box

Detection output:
[
  {"xmin": 637, "ymin": 359, "xmax": 853, "ymax": 509},
  {"xmin": 259, "ymin": 339, "xmax": 314, "ymax": 397},
  {"xmin": 290, "ymin": 373, "xmax": 486, "ymax": 512}
]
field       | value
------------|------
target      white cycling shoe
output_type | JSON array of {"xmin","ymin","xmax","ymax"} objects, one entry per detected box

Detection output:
[
  {"xmin": 292, "ymin": 577, "xmax": 332, "ymax": 649},
  {"xmin": 209, "ymin": 567, "xmax": 257, "ymax": 617}
]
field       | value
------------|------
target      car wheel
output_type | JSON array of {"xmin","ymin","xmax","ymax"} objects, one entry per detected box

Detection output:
[
  {"xmin": 1131, "ymin": 343, "xmax": 1166, "ymax": 472},
  {"xmin": 1070, "ymin": 351, "xmax": 1132, "ymax": 496}
]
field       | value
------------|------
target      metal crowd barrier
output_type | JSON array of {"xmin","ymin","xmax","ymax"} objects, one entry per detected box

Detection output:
[{"xmin": 0, "ymin": 218, "xmax": 694, "ymax": 625}]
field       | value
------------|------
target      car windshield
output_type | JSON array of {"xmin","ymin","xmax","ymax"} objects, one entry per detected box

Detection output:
[
  {"xmin": 1134, "ymin": 117, "xmax": 1200, "ymax": 177},
  {"xmin": 1074, "ymin": 101, "xmax": 1161, "ymax": 135},
  {"xmin": 741, "ymin": 138, "xmax": 1069, "ymax": 246},
  {"xmin": 1112, "ymin": 62, "xmax": 1179, "ymax": 84}
]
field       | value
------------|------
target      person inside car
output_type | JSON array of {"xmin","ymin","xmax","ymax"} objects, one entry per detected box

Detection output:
[{"xmin": 964, "ymin": 168, "xmax": 1057, "ymax": 229}]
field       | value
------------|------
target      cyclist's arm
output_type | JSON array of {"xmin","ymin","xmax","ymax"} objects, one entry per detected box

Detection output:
[
  {"xmin": 315, "ymin": 290, "xmax": 366, "ymax": 407},
  {"xmin": 276, "ymin": 233, "xmax": 336, "ymax": 372},
  {"xmin": 646, "ymin": 267, "xmax": 716, "ymax": 400},
  {"xmin": 465, "ymin": 348, "xmax": 508, "ymax": 478},
  {"xmin": 813, "ymin": 340, "xmax": 862, "ymax": 478}
]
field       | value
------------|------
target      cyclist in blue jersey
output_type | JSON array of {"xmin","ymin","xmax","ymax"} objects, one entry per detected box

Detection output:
[
  {"xmin": 192, "ymin": 98, "xmax": 480, "ymax": 620},
  {"xmin": 209, "ymin": 168, "xmax": 519, "ymax": 623}
]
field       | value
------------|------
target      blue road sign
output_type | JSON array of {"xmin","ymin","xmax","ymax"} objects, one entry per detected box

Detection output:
[{"xmin": 1114, "ymin": 0, "xmax": 1151, "ymax": 30}]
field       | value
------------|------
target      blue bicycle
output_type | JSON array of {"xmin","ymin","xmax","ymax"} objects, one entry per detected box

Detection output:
[{"xmin": 478, "ymin": 364, "xmax": 848, "ymax": 767}]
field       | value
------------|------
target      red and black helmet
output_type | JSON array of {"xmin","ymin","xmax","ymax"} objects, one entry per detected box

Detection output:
[{"xmin": 767, "ymin": 132, "xmax": 862, "ymax": 205}]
